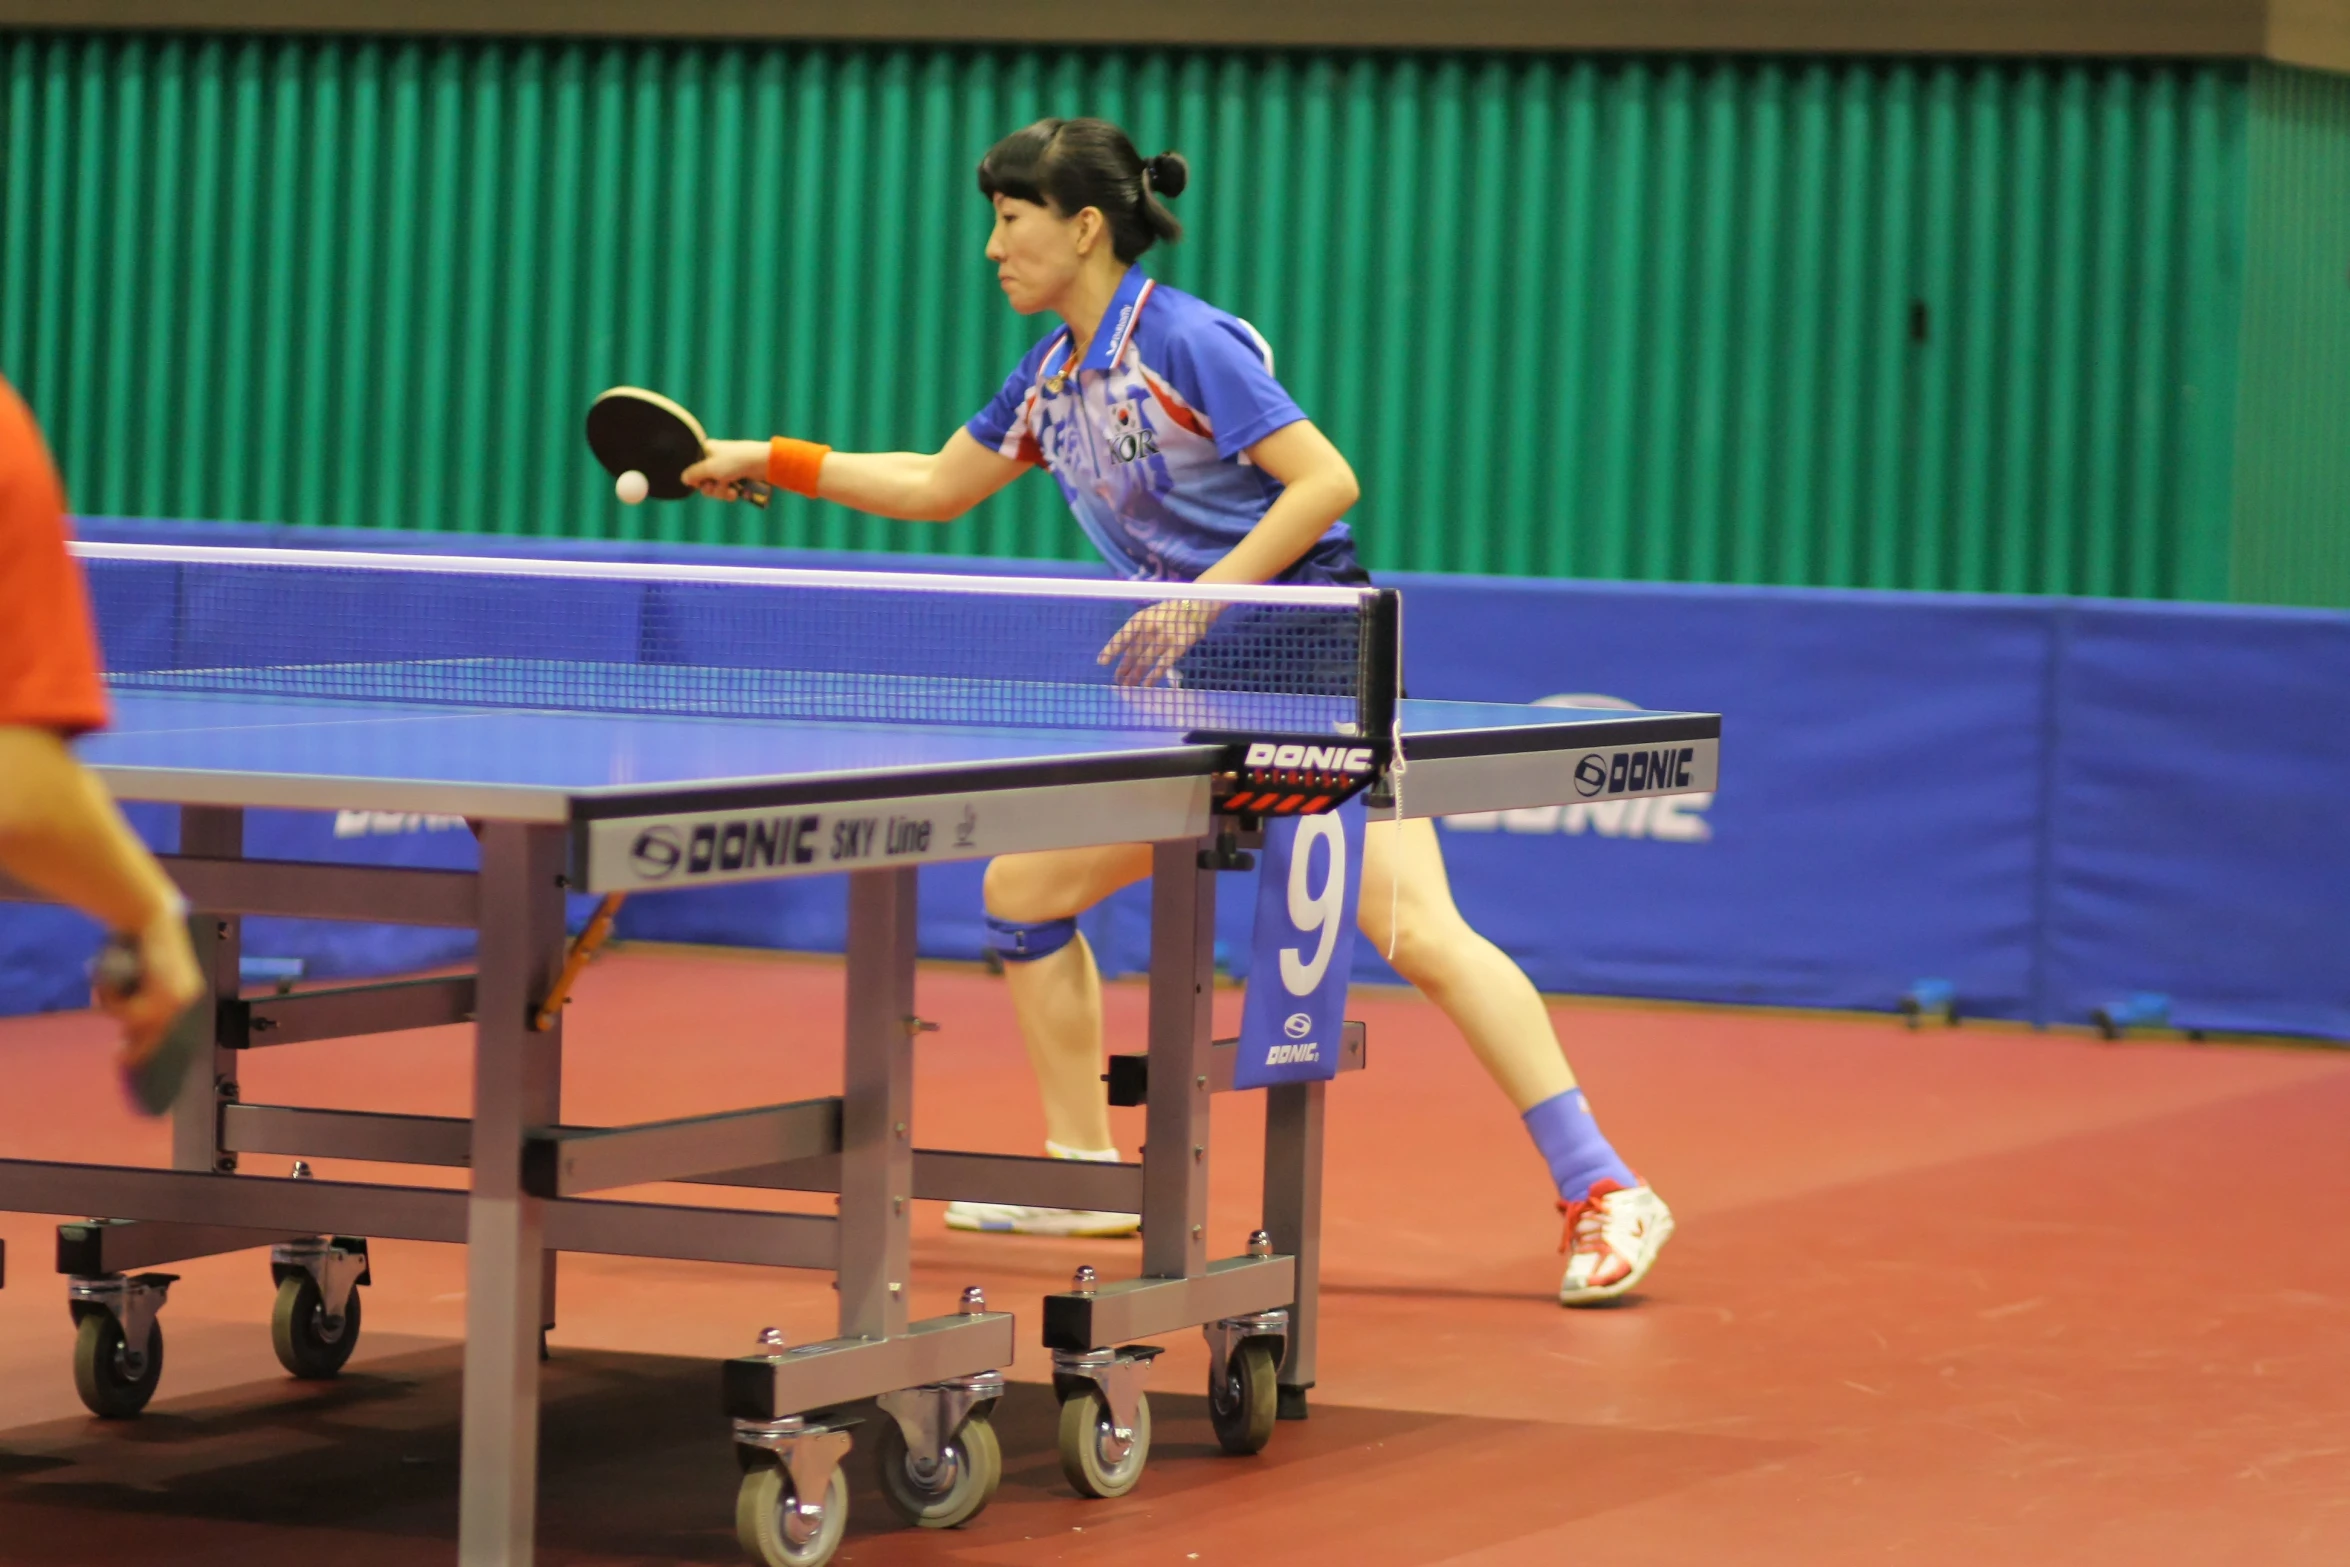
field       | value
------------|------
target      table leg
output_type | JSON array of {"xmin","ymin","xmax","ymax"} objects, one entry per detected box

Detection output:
[
  {"xmin": 1262, "ymin": 1078, "xmax": 1325, "ymax": 1417},
  {"xmin": 838, "ymin": 867, "xmax": 916, "ymax": 1342},
  {"xmin": 175, "ymin": 808, "xmax": 243, "ymax": 1176},
  {"xmin": 458, "ymin": 824, "xmax": 565, "ymax": 1567},
  {"xmin": 1142, "ymin": 840, "xmax": 1215, "ymax": 1282}
]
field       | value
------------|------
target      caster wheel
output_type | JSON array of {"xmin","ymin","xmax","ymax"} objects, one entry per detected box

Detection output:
[
  {"xmin": 736, "ymin": 1462, "xmax": 849, "ymax": 1567},
  {"xmin": 875, "ymin": 1411, "xmax": 1000, "ymax": 1528},
  {"xmin": 1208, "ymin": 1340, "xmax": 1279, "ymax": 1456},
  {"xmin": 73, "ymin": 1312, "xmax": 163, "ymax": 1419},
  {"xmin": 1056, "ymin": 1385, "xmax": 1151, "ymax": 1499},
  {"xmin": 271, "ymin": 1274, "xmax": 362, "ymax": 1380}
]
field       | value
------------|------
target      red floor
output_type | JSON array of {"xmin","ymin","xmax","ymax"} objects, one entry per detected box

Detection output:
[{"xmin": 3, "ymin": 944, "xmax": 2348, "ymax": 1565}]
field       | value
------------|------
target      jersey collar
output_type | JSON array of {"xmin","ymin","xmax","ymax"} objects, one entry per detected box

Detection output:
[
  {"xmin": 1088, "ymin": 269, "xmax": 1155, "ymax": 373},
  {"xmin": 1045, "ymin": 268, "xmax": 1156, "ymax": 389}
]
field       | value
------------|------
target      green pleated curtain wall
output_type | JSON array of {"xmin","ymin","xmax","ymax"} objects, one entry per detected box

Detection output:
[
  {"xmin": 0, "ymin": 33, "xmax": 2262, "ymax": 597},
  {"xmin": 2231, "ymin": 64, "xmax": 2350, "ymax": 609}
]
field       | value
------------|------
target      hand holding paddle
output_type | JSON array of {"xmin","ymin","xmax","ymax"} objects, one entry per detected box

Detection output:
[
  {"xmin": 585, "ymin": 387, "xmax": 772, "ymax": 508},
  {"xmin": 680, "ymin": 440, "xmax": 776, "ymax": 500},
  {"xmin": 90, "ymin": 910, "xmax": 209, "ymax": 1117}
]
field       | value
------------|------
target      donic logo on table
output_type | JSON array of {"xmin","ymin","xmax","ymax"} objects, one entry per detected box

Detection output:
[
  {"xmin": 1442, "ymin": 694, "xmax": 1714, "ymax": 844},
  {"xmin": 626, "ymin": 811, "xmax": 938, "ymax": 883},
  {"xmin": 1573, "ymin": 747, "xmax": 1695, "ymax": 798},
  {"xmin": 631, "ymin": 826, "xmax": 685, "ymax": 878}
]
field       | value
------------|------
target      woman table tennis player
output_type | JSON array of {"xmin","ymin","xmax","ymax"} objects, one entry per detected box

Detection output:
[
  {"xmin": 685, "ymin": 118, "xmax": 1670, "ymax": 1304},
  {"xmin": 0, "ymin": 375, "xmax": 203, "ymax": 1076}
]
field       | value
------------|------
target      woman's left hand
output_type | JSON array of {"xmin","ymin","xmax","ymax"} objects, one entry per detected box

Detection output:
[{"xmin": 1100, "ymin": 599, "xmax": 1222, "ymax": 687}]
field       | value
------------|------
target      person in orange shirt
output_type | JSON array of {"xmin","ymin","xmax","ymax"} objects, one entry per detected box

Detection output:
[{"xmin": 0, "ymin": 374, "xmax": 200, "ymax": 1064}]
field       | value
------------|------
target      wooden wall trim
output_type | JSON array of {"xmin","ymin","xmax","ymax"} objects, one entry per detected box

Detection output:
[
  {"xmin": 2269, "ymin": 0, "xmax": 2350, "ymax": 70},
  {"xmin": 0, "ymin": 1, "xmax": 2340, "ymax": 71}
]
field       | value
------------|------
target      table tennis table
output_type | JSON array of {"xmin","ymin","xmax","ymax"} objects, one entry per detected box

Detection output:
[{"xmin": 0, "ymin": 543, "xmax": 1721, "ymax": 1567}]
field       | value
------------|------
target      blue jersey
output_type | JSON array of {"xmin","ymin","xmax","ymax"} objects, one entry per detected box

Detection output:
[{"xmin": 965, "ymin": 268, "xmax": 1362, "ymax": 585}]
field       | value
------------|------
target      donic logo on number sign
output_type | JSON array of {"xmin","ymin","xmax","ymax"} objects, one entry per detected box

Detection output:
[{"xmin": 1283, "ymin": 1012, "xmax": 1313, "ymax": 1039}]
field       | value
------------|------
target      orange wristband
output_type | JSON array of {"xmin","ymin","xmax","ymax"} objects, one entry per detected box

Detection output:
[{"xmin": 768, "ymin": 436, "xmax": 831, "ymax": 497}]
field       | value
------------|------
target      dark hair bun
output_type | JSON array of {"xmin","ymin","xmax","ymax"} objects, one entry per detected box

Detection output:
[{"xmin": 1145, "ymin": 152, "xmax": 1189, "ymax": 199}]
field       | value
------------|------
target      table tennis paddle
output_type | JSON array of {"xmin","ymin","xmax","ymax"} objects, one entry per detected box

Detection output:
[
  {"xmin": 92, "ymin": 937, "xmax": 211, "ymax": 1118},
  {"xmin": 585, "ymin": 387, "xmax": 771, "ymax": 508}
]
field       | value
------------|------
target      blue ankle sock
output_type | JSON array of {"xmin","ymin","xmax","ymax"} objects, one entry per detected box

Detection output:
[{"xmin": 1521, "ymin": 1088, "xmax": 1638, "ymax": 1201}]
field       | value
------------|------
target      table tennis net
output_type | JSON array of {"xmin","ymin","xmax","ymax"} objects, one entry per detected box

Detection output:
[{"xmin": 78, "ymin": 546, "xmax": 1397, "ymax": 740}]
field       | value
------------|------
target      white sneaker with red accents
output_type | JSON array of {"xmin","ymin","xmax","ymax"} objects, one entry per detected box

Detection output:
[{"xmin": 1557, "ymin": 1179, "xmax": 1674, "ymax": 1305}]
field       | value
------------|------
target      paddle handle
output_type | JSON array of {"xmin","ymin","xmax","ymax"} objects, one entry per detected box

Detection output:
[
  {"xmin": 533, "ymin": 893, "xmax": 627, "ymax": 1032},
  {"xmin": 716, "ymin": 476, "xmax": 774, "ymax": 509}
]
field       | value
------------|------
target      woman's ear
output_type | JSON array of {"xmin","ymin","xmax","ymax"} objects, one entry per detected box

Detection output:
[{"xmin": 1075, "ymin": 205, "xmax": 1107, "ymax": 256}]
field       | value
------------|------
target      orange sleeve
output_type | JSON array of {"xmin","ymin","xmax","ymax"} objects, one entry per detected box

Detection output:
[{"xmin": 0, "ymin": 377, "xmax": 109, "ymax": 735}]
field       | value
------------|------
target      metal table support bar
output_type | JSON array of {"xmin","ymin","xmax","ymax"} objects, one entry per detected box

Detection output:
[
  {"xmin": 541, "ymin": 1198, "xmax": 836, "ymax": 1270},
  {"xmin": 699, "ymin": 1149, "xmax": 1143, "ymax": 1213},
  {"xmin": 59, "ymin": 1218, "xmax": 306, "ymax": 1274},
  {"xmin": 0, "ymin": 1159, "xmax": 468, "ymax": 1239},
  {"xmin": 219, "ymin": 975, "xmax": 477, "ymax": 1049},
  {"xmin": 903, "ymin": 1150, "xmax": 1136, "ymax": 1211},
  {"xmin": 1041, "ymin": 1254, "xmax": 1298, "ymax": 1352},
  {"xmin": 224, "ymin": 1104, "xmax": 475, "ymax": 1166},
  {"xmin": 218, "ymin": 1108, "xmax": 1147, "ymax": 1216},
  {"xmin": 0, "ymin": 856, "xmax": 484, "ymax": 926},
  {"xmin": 523, "ymin": 1098, "xmax": 842, "ymax": 1197},
  {"xmin": 722, "ymin": 1310, "xmax": 1017, "ymax": 1422},
  {"xmin": 0, "ymin": 1159, "xmax": 840, "ymax": 1269}
]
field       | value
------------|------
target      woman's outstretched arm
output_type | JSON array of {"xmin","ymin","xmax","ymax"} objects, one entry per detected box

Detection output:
[{"xmin": 684, "ymin": 428, "xmax": 1026, "ymax": 523}]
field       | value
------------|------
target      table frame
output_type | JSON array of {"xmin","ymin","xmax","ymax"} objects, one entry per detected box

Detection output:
[{"xmin": 0, "ymin": 805, "xmax": 1342, "ymax": 1565}]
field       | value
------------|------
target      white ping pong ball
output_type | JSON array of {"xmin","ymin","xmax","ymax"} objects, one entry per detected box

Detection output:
[{"xmin": 615, "ymin": 469, "xmax": 650, "ymax": 505}]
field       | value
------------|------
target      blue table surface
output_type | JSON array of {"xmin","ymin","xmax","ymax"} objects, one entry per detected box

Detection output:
[{"xmin": 79, "ymin": 690, "xmax": 1687, "ymax": 797}]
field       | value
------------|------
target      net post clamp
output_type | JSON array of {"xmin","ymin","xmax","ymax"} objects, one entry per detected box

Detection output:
[
  {"xmin": 1198, "ymin": 829, "xmax": 1257, "ymax": 872},
  {"xmin": 1190, "ymin": 731, "xmax": 1394, "ymax": 821}
]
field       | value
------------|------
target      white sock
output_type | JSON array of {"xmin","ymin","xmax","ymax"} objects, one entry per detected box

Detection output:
[{"xmin": 1045, "ymin": 1139, "xmax": 1120, "ymax": 1162}]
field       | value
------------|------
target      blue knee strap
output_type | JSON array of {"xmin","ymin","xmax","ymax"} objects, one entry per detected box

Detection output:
[{"xmin": 984, "ymin": 915, "xmax": 1078, "ymax": 963}]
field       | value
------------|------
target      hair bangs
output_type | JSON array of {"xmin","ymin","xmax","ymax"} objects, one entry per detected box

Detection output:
[{"xmin": 976, "ymin": 121, "xmax": 1060, "ymax": 208}]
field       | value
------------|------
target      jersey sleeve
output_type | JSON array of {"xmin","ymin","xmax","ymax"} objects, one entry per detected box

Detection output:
[
  {"xmin": 0, "ymin": 380, "xmax": 108, "ymax": 735},
  {"xmin": 963, "ymin": 337, "xmax": 1057, "ymax": 468},
  {"xmin": 1157, "ymin": 315, "xmax": 1307, "ymax": 461}
]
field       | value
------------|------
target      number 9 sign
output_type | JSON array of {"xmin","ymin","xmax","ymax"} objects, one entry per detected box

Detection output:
[
  {"xmin": 1280, "ymin": 814, "xmax": 1348, "ymax": 997},
  {"xmin": 1235, "ymin": 796, "xmax": 1366, "ymax": 1089}
]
